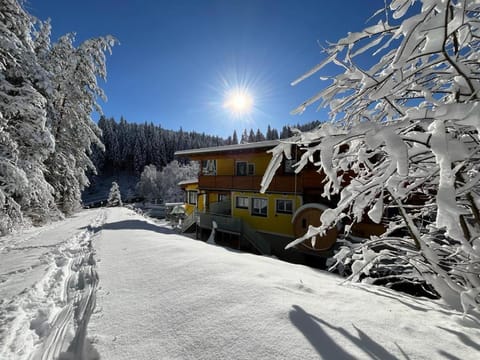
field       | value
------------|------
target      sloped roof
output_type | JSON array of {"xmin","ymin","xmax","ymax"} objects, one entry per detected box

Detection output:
[
  {"xmin": 174, "ymin": 140, "xmax": 280, "ymax": 157},
  {"xmin": 177, "ymin": 178, "xmax": 198, "ymax": 186}
]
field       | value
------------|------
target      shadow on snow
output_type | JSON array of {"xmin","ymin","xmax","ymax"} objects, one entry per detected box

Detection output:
[
  {"xmin": 289, "ymin": 305, "xmax": 406, "ymax": 360},
  {"xmin": 83, "ymin": 220, "xmax": 176, "ymax": 235},
  {"xmin": 437, "ymin": 326, "xmax": 480, "ymax": 352}
]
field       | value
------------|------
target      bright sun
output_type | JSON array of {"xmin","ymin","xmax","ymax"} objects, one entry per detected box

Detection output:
[{"xmin": 223, "ymin": 89, "xmax": 254, "ymax": 116}]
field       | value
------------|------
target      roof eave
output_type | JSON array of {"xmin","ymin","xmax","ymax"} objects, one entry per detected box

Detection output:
[{"xmin": 174, "ymin": 140, "xmax": 280, "ymax": 157}]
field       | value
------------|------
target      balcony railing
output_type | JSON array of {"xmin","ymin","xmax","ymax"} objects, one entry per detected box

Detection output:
[
  {"xmin": 209, "ymin": 200, "xmax": 231, "ymax": 215},
  {"xmin": 181, "ymin": 210, "xmax": 197, "ymax": 233},
  {"xmin": 198, "ymin": 175, "xmax": 315, "ymax": 193},
  {"xmin": 200, "ymin": 212, "xmax": 241, "ymax": 234},
  {"xmin": 198, "ymin": 212, "xmax": 271, "ymax": 255},
  {"xmin": 197, "ymin": 168, "xmax": 327, "ymax": 193}
]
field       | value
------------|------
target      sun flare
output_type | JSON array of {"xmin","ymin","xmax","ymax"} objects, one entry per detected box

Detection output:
[{"xmin": 223, "ymin": 89, "xmax": 254, "ymax": 115}]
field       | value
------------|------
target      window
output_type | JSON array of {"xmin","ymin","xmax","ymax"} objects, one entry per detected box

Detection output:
[
  {"xmin": 187, "ymin": 191, "xmax": 198, "ymax": 205},
  {"xmin": 236, "ymin": 162, "xmax": 255, "ymax": 176},
  {"xmin": 218, "ymin": 193, "xmax": 229, "ymax": 202},
  {"xmin": 247, "ymin": 163, "xmax": 255, "ymax": 176},
  {"xmin": 235, "ymin": 196, "xmax": 249, "ymax": 209},
  {"xmin": 284, "ymin": 159, "xmax": 296, "ymax": 174},
  {"xmin": 202, "ymin": 159, "xmax": 217, "ymax": 175},
  {"xmin": 276, "ymin": 199, "xmax": 293, "ymax": 214},
  {"xmin": 236, "ymin": 162, "xmax": 247, "ymax": 176},
  {"xmin": 251, "ymin": 198, "xmax": 268, "ymax": 217}
]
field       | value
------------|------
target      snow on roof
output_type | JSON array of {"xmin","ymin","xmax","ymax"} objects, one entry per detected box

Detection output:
[
  {"xmin": 174, "ymin": 139, "xmax": 280, "ymax": 156},
  {"xmin": 165, "ymin": 202, "xmax": 184, "ymax": 207},
  {"xmin": 177, "ymin": 179, "xmax": 198, "ymax": 186}
]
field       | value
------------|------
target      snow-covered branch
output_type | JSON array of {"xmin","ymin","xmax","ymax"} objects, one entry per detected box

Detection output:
[{"xmin": 262, "ymin": 0, "xmax": 480, "ymax": 313}]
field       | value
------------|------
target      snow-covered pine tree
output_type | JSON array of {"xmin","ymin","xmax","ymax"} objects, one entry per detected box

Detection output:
[
  {"xmin": 271, "ymin": 128, "xmax": 279, "ymax": 140},
  {"xmin": 133, "ymin": 125, "xmax": 147, "ymax": 175},
  {"xmin": 119, "ymin": 117, "xmax": 136, "ymax": 168},
  {"xmin": 248, "ymin": 129, "xmax": 256, "ymax": 142},
  {"xmin": 240, "ymin": 129, "xmax": 248, "ymax": 144},
  {"xmin": 0, "ymin": 111, "xmax": 26, "ymax": 234},
  {"xmin": 266, "ymin": 125, "xmax": 273, "ymax": 140},
  {"xmin": 107, "ymin": 181, "xmax": 122, "ymax": 207},
  {"xmin": 0, "ymin": 0, "xmax": 58, "ymax": 232},
  {"xmin": 149, "ymin": 125, "xmax": 163, "ymax": 167},
  {"xmin": 144, "ymin": 122, "xmax": 156, "ymax": 165},
  {"xmin": 98, "ymin": 117, "xmax": 120, "ymax": 169},
  {"xmin": 39, "ymin": 32, "xmax": 115, "ymax": 214},
  {"xmin": 279, "ymin": 126, "xmax": 291, "ymax": 139},
  {"xmin": 255, "ymin": 128, "xmax": 265, "ymax": 142},
  {"xmin": 261, "ymin": 0, "xmax": 480, "ymax": 313}
]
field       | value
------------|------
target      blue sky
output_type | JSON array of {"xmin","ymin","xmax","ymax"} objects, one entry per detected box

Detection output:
[{"xmin": 28, "ymin": 0, "xmax": 384, "ymax": 138}]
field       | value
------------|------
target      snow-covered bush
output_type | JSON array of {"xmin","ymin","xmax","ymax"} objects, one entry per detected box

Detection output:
[
  {"xmin": 136, "ymin": 160, "xmax": 199, "ymax": 203},
  {"xmin": 136, "ymin": 164, "xmax": 161, "ymax": 202},
  {"xmin": 107, "ymin": 182, "xmax": 122, "ymax": 207},
  {"xmin": 159, "ymin": 160, "xmax": 199, "ymax": 203},
  {"xmin": 261, "ymin": 0, "xmax": 480, "ymax": 313}
]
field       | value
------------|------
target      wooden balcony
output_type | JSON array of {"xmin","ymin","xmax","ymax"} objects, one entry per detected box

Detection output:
[
  {"xmin": 199, "ymin": 175, "xmax": 262, "ymax": 192},
  {"xmin": 198, "ymin": 171, "xmax": 325, "ymax": 194}
]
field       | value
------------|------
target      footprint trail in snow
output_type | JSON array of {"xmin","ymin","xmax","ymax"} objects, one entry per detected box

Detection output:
[{"xmin": 0, "ymin": 209, "xmax": 106, "ymax": 360}]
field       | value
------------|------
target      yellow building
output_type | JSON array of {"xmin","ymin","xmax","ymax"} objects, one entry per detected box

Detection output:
[{"xmin": 176, "ymin": 140, "xmax": 346, "ymax": 263}]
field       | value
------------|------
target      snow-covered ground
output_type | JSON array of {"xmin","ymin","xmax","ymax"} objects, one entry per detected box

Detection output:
[
  {"xmin": 1, "ymin": 208, "xmax": 479, "ymax": 359},
  {"xmin": 0, "ymin": 209, "xmax": 106, "ymax": 359}
]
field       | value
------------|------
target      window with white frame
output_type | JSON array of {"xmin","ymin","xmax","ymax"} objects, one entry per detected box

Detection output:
[
  {"xmin": 202, "ymin": 159, "xmax": 217, "ymax": 175},
  {"xmin": 251, "ymin": 198, "xmax": 268, "ymax": 217},
  {"xmin": 235, "ymin": 196, "xmax": 249, "ymax": 209},
  {"xmin": 276, "ymin": 199, "xmax": 293, "ymax": 214},
  {"xmin": 236, "ymin": 161, "xmax": 255, "ymax": 176},
  {"xmin": 187, "ymin": 191, "xmax": 198, "ymax": 205}
]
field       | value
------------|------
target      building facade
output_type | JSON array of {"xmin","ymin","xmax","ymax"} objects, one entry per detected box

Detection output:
[{"xmin": 176, "ymin": 140, "xmax": 353, "ymax": 263}]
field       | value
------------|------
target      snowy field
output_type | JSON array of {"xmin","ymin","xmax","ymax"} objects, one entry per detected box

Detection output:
[{"xmin": 1, "ymin": 207, "xmax": 479, "ymax": 359}]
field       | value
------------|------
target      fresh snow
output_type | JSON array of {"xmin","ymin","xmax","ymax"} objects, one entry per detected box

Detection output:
[
  {"xmin": 0, "ymin": 209, "xmax": 106, "ymax": 359},
  {"xmin": 1, "ymin": 207, "xmax": 479, "ymax": 359}
]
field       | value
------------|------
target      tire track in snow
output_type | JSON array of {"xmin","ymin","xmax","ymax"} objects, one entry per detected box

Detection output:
[{"xmin": 0, "ymin": 209, "xmax": 106, "ymax": 360}]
